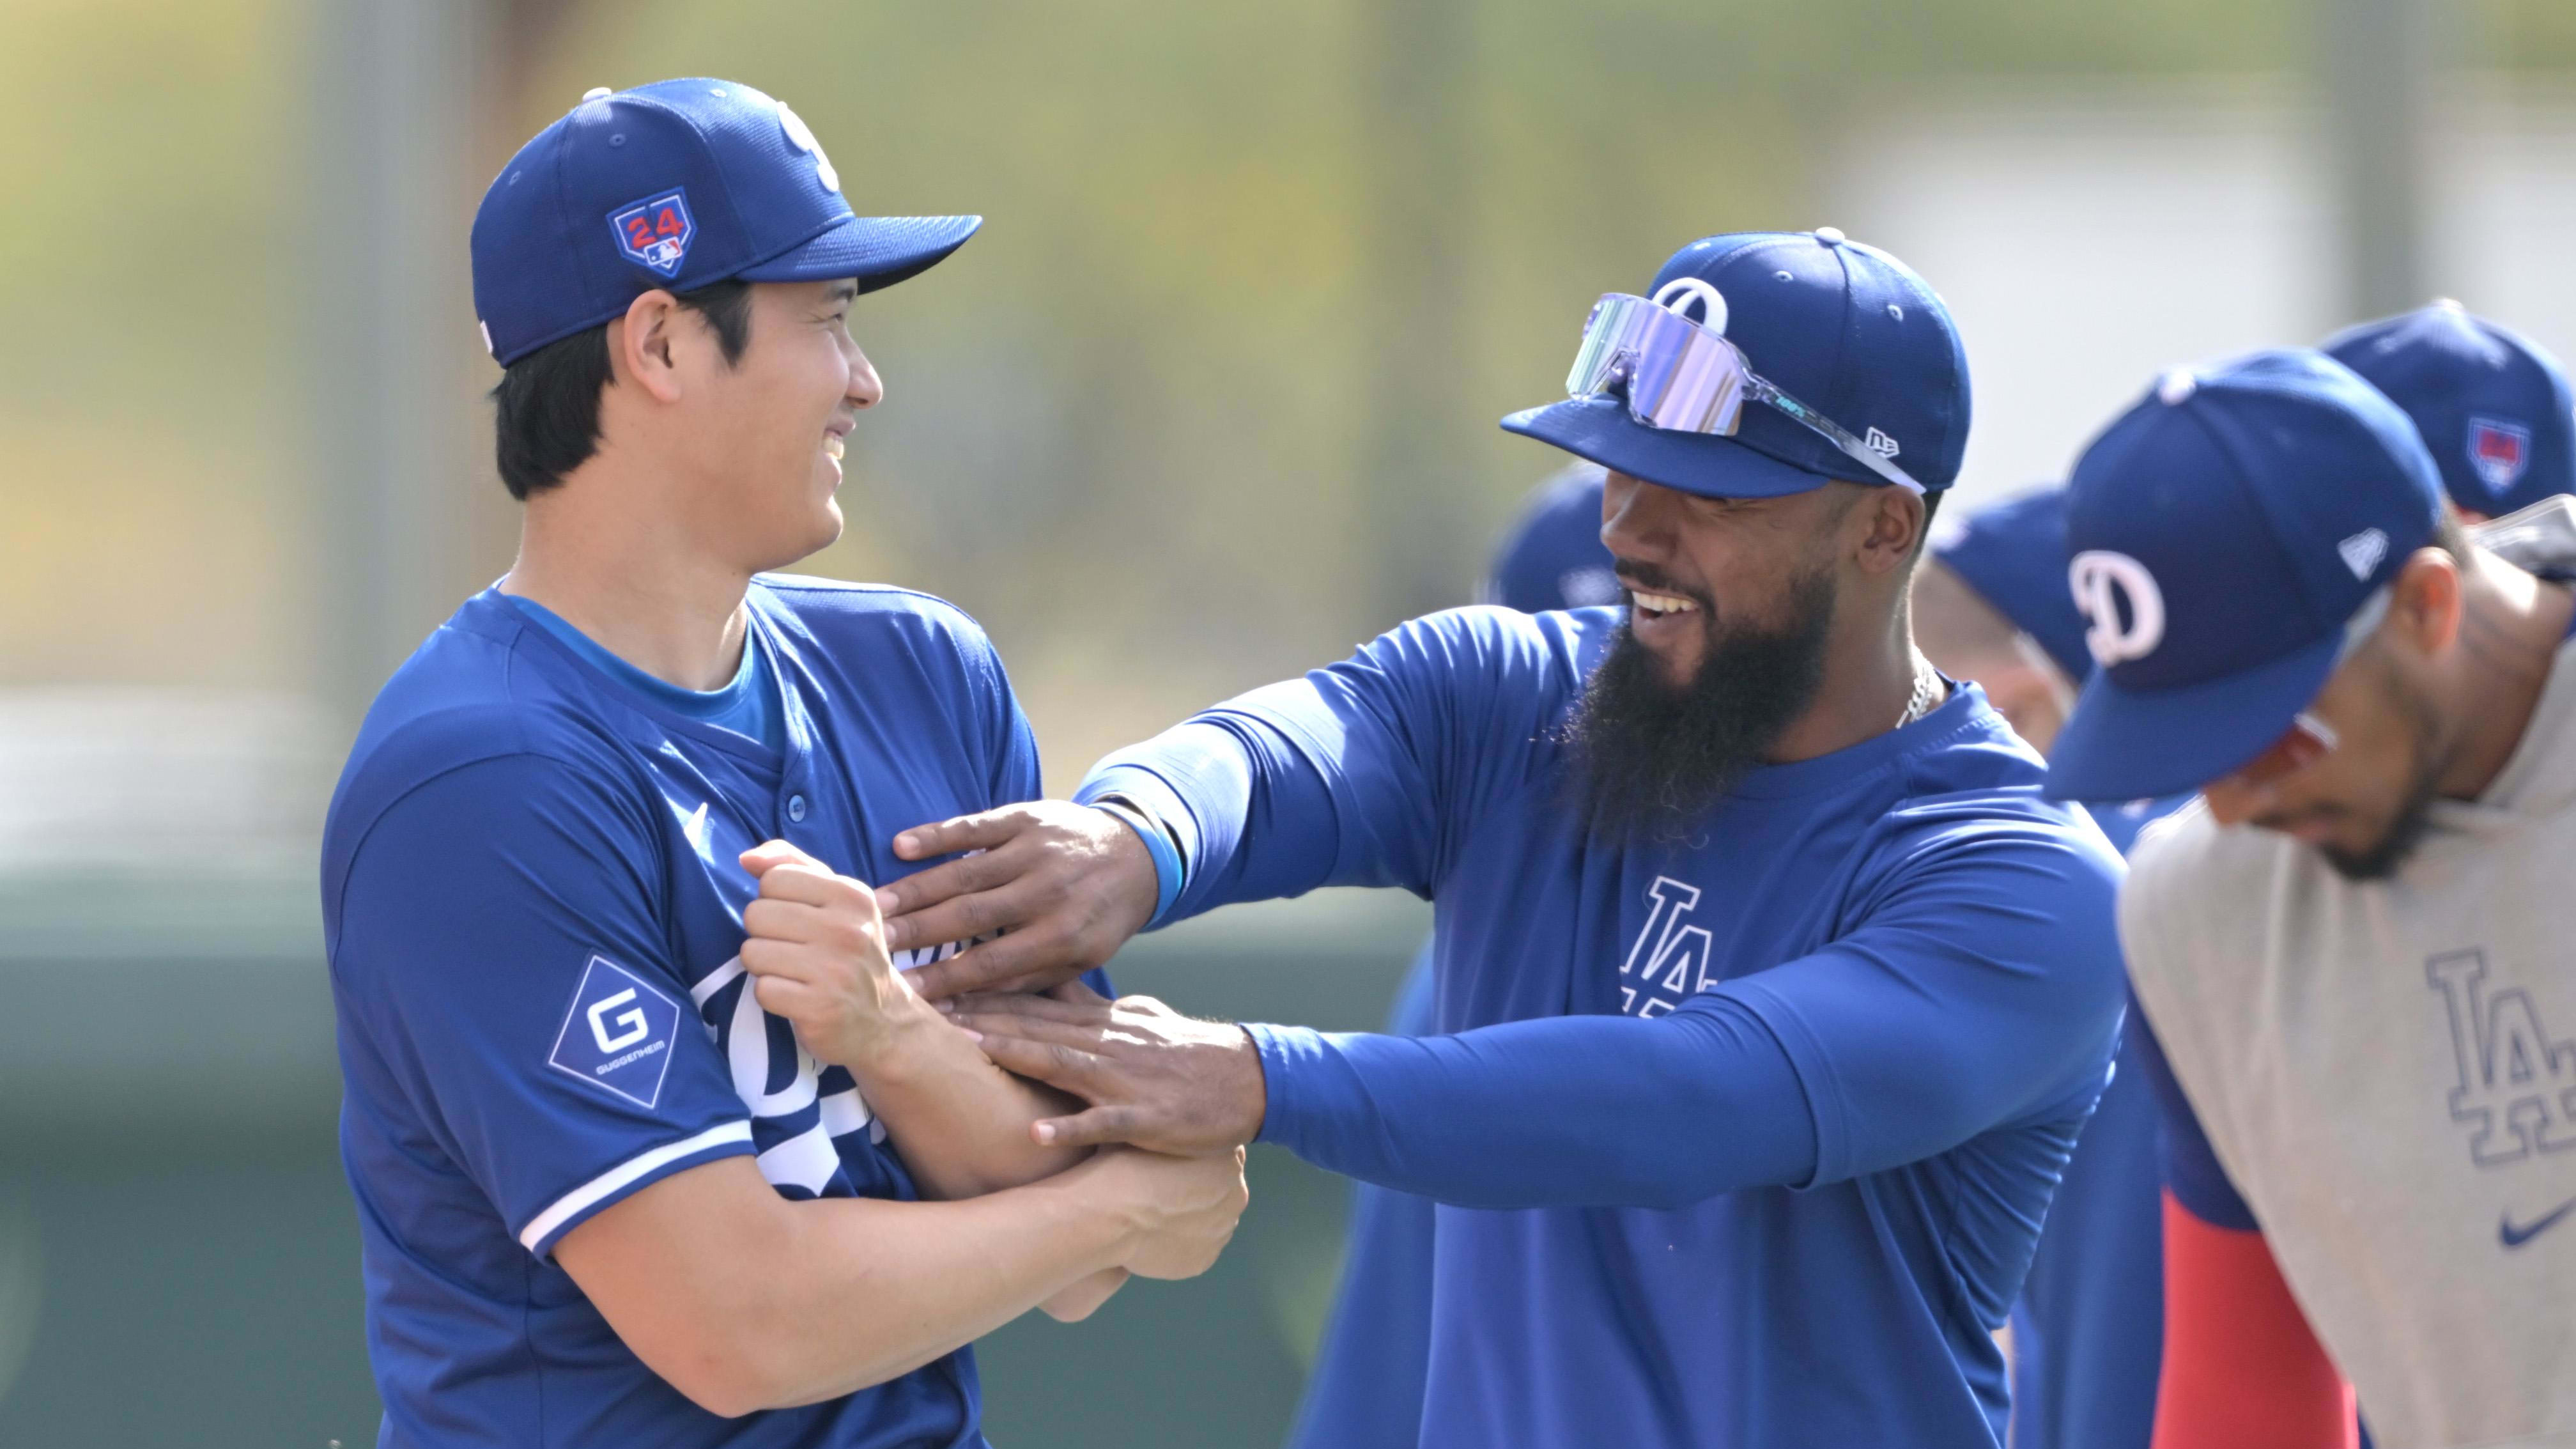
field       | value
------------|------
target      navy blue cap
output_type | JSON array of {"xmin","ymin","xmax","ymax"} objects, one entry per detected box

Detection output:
[
  {"xmin": 1929, "ymin": 485, "xmax": 2092, "ymax": 681},
  {"xmin": 472, "ymin": 79, "xmax": 981, "ymax": 366},
  {"xmin": 2322, "ymin": 301, "xmax": 2576, "ymax": 518},
  {"xmin": 1484, "ymin": 464, "xmax": 1619, "ymax": 612},
  {"xmin": 2045, "ymin": 350, "xmax": 2444, "ymax": 802},
  {"xmin": 1502, "ymin": 230, "xmax": 1971, "ymax": 499}
]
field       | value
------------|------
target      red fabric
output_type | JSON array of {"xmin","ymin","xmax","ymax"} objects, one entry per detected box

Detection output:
[{"xmin": 2152, "ymin": 1191, "xmax": 2357, "ymax": 1449}]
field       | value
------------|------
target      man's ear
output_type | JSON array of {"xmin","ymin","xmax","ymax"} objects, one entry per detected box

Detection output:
[
  {"xmin": 1851, "ymin": 484, "xmax": 1925, "ymax": 576},
  {"xmin": 607, "ymin": 290, "xmax": 688, "ymax": 405},
  {"xmin": 2389, "ymin": 547, "xmax": 2464, "ymax": 656}
]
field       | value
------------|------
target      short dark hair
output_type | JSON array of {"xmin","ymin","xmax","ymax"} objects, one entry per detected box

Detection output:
[{"xmin": 490, "ymin": 279, "xmax": 755, "ymax": 500}]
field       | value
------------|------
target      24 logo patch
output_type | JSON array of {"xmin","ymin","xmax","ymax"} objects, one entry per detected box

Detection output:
[
  {"xmin": 608, "ymin": 189, "xmax": 695, "ymax": 277},
  {"xmin": 549, "ymin": 955, "xmax": 683, "ymax": 1108}
]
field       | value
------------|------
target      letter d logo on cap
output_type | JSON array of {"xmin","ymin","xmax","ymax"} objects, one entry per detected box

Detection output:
[{"xmin": 2070, "ymin": 550, "xmax": 2165, "ymax": 666}]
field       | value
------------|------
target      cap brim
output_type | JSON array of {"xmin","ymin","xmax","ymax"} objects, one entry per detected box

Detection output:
[
  {"xmin": 2043, "ymin": 630, "xmax": 2342, "ymax": 801},
  {"xmin": 736, "ymin": 213, "xmax": 982, "ymax": 291},
  {"xmin": 1501, "ymin": 397, "xmax": 1837, "ymax": 499}
]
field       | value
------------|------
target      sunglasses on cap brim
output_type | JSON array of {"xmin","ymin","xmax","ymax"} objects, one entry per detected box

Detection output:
[{"xmin": 1564, "ymin": 280, "xmax": 1927, "ymax": 494}]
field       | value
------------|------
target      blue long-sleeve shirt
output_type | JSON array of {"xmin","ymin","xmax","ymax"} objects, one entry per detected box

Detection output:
[{"xmin": 1079, "ymin": 605, "xmax": 2125, "ymax": 1449}]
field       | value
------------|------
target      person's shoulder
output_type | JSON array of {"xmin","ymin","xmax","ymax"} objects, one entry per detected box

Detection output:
[
  {"xmin": 752, "ymin": 574, "xmax": 1007, "ymax": 682},
  {"xmin": 752, "ymin": 573, "xmax": 992, "ymax": 644},
  {"xmin": 1865, "ymin": 704, "xmax": 2125, "ymax": 893},
  {"xmin": 1393, "ymin": 602, "xmax": 1619, "ymax": 672},
  {"xmin": 2117, "ymin": 798, "xmax": 2284, "ymax": 973},
  {"xmin": 2122, "ymin": 796, "xmax": 2278, "ymax": 907},
  {"xmin": 326, "ymin": 605, "xmax": 645, "ymax": 883}
]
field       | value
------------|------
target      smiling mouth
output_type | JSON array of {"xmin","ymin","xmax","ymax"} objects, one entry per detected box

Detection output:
[
  {"xmin": 822, "ymin": 434, "xmax": 845, "ymax": 462},
  {"xmin": 1630, "ymin": 590, "xmax": 1699, "ymax": 621}
]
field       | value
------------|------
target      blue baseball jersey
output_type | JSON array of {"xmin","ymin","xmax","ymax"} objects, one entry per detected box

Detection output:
[
  {"xmin": 322, "ymin": 577, "xmax": 1080, "ymax": 1449},
  {"xmin": 1081, "ymin": 605, "xmax": 2127, "ymax": 1449},
  {"xmin": 2007, "ymin": 794, "xmax": 2190, "ymax": 1449}
]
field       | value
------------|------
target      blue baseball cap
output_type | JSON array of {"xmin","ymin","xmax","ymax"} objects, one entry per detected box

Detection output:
[
  {"xmin": 1502, "ymin": 230, "xmax": 1971, "ymax": 499},
  {"xmin": 2045, "ymin": 350, "xmax": 2445, "ymax": 802},
  {"xmin": 471, "ymin": 79, "xmax": 981, "ymax": 366},
  {"xmin": 1929, "ymin": 485, "xmax": 2093, "ymax": 681},
  {"xmin": 2323, "ymin": 300, "xmax": 2576, "ymax": 518},
  {"xmin": 1484, "ymin": 464, "xmax": 1619, "ymax": 612}
]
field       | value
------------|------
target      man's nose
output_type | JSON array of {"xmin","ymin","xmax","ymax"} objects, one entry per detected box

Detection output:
[
  {"xmin": 1601, "ymin": 474, "xmax": 1678, "ymax": 561},
  {"xmin": 847, "ymin": 346, "xmax": 884, "ymax": 410}
]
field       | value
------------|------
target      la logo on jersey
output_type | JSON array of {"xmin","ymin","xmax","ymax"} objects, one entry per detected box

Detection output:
[
  {"xmin": 2427, "ymin": 949, "xmax": 2576, "ymax": 1166},
  {"xmin": 608, "ymin": 189, "xmax": 695, "ymax": 277},
  {"xmin": 550, "ymin": 955, "xmax": 683, "ymax": 1108},
  {"xmin": 1621, "ymin": 877, "xmax": 1718, "ymax": 1016}
]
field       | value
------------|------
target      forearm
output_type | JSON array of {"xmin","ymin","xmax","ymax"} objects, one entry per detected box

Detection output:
[
  {"xmin": 846, "ymin": 995, "xmax": 1091, "ymax": 1200},
  {"xmin": 571, "ymin": 1156, "xmax": 1132, "ymax": 1416},
  {"xmin": 2152, "ymin": 1195, "xmax": 2356, "ymax": 1449},
  {"xmin": 1247, "ymin": 993, "xmax": 1817, "ymax": 1209}
]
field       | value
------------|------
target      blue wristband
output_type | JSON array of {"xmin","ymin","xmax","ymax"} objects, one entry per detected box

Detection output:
[{"xmin": 1090, "ymin": 798, "xmax": 1184, "ymax": 927}]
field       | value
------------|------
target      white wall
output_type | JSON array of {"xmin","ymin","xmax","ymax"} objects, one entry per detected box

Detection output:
[{"xmin": 1828, "ymin": 79, "xmax": 2576, "ymax": 511}]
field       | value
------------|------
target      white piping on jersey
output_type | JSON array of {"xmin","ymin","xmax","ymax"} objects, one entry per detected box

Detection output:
[{"xmin": 519, "ymin": 1120, "xmax": 753, "ymax": 1254}]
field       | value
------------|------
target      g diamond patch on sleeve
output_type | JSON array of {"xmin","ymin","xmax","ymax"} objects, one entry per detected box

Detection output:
[{"xmin": 548, "ymin": 956, "xmax": 683, "ymax": 1108}]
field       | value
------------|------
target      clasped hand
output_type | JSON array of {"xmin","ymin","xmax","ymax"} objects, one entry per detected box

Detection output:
[
  {"xmin": 736, "ymin": 839, "xmax": 920, "ymax": 1068},
  {"xmin": 945, "ymin": 980, "xmax": 1267, "ymax": 1157}
]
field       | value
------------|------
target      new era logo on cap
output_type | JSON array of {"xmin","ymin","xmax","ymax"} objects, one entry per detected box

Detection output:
[{"xmin": 2338, "ymin": 527, "xmax": 2389, "ymax": 580}]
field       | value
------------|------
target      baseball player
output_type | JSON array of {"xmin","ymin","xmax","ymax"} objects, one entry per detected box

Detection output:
[
  {"xmin": 883, "ymin": 231, "xmax": 2129, "ymax": 1448},
  {"xmin": 1917, "ymin": 486, "xmax": 2188, "ymax": 1449},
  {"xmin": 321, "ymin": 79, "xmax": 1244, "ymax": 1446},
  {"xmin": 1288, "ymin": 461, "xmax": 1614, "ymax": 1449},
  {"xmin": 2046, "ymin": 348, "xmax": 2576, "ymax": 1448}
]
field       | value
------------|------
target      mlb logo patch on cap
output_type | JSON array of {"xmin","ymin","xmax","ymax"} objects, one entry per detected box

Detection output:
[
  {"xmin": 2469, "ymin": 416, "xmax": 2531, "ymax": 495},
  {"xmin": 608, "ymin": 189, "xmax": 695, "ymax": 277}
]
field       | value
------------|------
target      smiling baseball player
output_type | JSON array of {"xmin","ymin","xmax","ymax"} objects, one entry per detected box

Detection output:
[{"xmin": 321, "ymin": 79, "xmax": 1243, "ymax": 1448}]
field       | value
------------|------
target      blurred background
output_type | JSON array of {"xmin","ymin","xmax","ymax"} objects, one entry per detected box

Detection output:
[{"xmin": 3, "ymin": 0, "xmax": 2573, "ymax": 1441}]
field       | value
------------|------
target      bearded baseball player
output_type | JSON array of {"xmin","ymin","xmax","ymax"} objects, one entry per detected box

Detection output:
[
  {"xmin": 2048, "ymin": 348, "xmax": 2576, "ymax": 1449},
  {"xmin": 321, "ymin": 79, "xmax": 1243, "ymax": 1446},
  {"xmin": 876, "ymin": 229, "xmax": 2129, "ymax": 1448}
]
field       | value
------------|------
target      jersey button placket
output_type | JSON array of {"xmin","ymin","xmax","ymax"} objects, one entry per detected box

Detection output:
[{"xmin": 787, "ymin": 794, "xmax": 808, "ymax": 823}]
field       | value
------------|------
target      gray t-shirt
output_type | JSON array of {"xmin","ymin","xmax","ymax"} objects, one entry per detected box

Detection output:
[{"xmin": 2124, "ymin": 502, "xmax": 2576, "ymax": 1449}]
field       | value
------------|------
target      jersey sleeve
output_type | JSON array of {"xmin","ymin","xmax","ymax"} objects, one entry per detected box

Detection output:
[
  {"xmin": 2130, "ymin": 1011, "xmax": 2259, "ymax": 1230},
  {"xmin": 2154, "ymin": 1194, "xmax": 2357, "ymax": 1449},
  {"xmin": 1715, "ymin": 807, "xmax": 2129, "ymax": 1185},
  {"xmin": 1076, "ymin": 607, "xmax": 1562, "ymax": 918},
  {"xmin": 330, "ymin": 754, "xmax": 755, "ymax": 1257},
  {"xmin": 1247, "ymin": 993, "xmax": 1817, "ymax": 1208}
]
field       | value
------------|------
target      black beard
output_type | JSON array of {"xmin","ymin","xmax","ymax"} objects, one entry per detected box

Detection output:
[
  {"xmin": 1561, "ymin": 567, "xmax": 1836, "ymax": 842},
  {"xmin": 2318, "ymin": 676, "xmax": 2445, "ymax": 881}
]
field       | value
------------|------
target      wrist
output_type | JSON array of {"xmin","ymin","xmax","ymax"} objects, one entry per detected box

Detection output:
[
  {"xmin": 1088, "ymin": 797, "xmax": 1180, "ymax": 926},
  {"xmin": 1037, "ymin": 1152, "xmax": 1157, "ymax": 1276},
  {"xmin": 831, "ymin": 984, "xmax": 944, "ymax": 1081}
]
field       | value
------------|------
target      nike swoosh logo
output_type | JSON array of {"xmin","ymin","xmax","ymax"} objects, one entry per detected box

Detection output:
[{"xmin": 2499, "ymin": 1197, "xmax": 2576, "ymax": 1249}]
